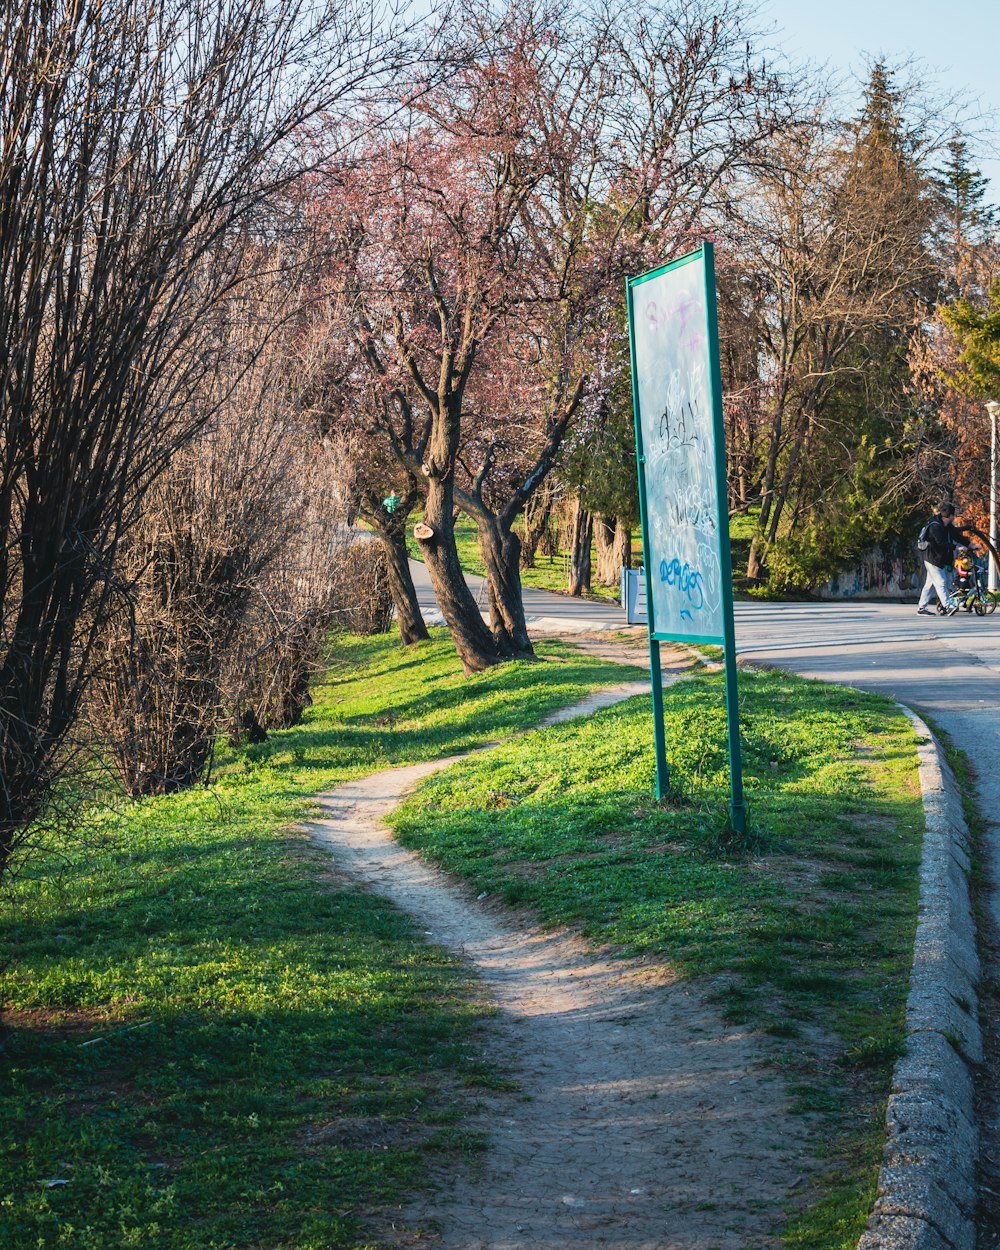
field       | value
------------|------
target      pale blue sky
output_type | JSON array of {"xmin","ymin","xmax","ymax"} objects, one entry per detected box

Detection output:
[{"xmin": 760, "ymin": 0, "xmax": 1000, "ymax": 197}]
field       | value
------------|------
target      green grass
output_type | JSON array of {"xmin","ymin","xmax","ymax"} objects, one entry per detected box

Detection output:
[
  {"xmin": 0, "ymin": 630, "xmax": 643, "ymax": 1250},
  {"xmin": 1, "ymin": 633, "xmax": 926, "ymax": 1248},
  {"xmin": 729, "ymin": 506, "xmax": 759, "ymax": 579},
  {"xmin": 389, "ymin": 667, "xmax": 924, "ymax": 1247}
]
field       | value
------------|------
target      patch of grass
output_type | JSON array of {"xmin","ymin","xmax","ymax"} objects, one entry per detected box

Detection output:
[
  {"xmin": 389, "ymin": 667, "xmax": 923, "ymax": 1244},
  {"xmin": 0, "ymin": 630, "xmax": 643, "ymax": 1250},
  {"xmin": 781, "ymin": 1131, "xmax": 882, "ymax": 1249}
]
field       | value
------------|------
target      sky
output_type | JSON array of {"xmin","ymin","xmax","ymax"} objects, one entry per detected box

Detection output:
[{"xmin": 760, "ymin": 0, "xmax": 1000, "ymax": 198}]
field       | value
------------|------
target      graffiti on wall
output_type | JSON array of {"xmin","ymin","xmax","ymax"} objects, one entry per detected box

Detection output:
[{"xmin": 816, "ymin": 537, "xmax": 923, "ymax": 600}]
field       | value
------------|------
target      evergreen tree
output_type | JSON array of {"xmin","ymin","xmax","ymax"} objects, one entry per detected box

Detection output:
[
  {"xmin": 933, "ymin": 136, "xmax": 997, "ymax": 296},
  {"xmin": 743, "ymin": 64, "xmax": 939, "ymax": 588},
  {"xmin": 941, "ymin": 279, "xmax": 1000, "ymax": 398},
  {"xmin": 936, "ymin": 137, "xmax": 996, "ymax": 243}
]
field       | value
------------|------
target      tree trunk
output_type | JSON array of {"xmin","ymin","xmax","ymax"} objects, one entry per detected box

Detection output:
[
  {"xmin": 567, "ymin": 498, "xmax": 593, "ymax": 596},
  {"xmin": 746, "ymin": 532, "xmax": 767, "ymax": 582},
  {"xmin": 373, "ymin": 520, "xmax": 429, "ymax": 645},
  {"xmin": 765, "ymin": 425, "xmax": 808, "ymax": 548},
  {"xmin": 594, "ymin": 515, "xmax": 631, "ymax": 586},
  {"xmin": 359, "ymin": 487, "xmax": 429, "ymax": 646},
  {"xmin": 419, "ymin": 476, "xmax": 511, "ymax": 673},
  {"xmin": 520, "ymin": 478, "xmax": 556, "ymax": 569},
  {"xmin": 476, "ymin": 514, "xmax": 534, "ymax": 657},
  {"xmin": 746, "ymin": 393, "xmax": 787, "ymax": 582}
]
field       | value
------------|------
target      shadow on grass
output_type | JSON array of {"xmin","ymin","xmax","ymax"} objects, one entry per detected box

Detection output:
[
  {"xmin": 1, "ymin": 992, "xmax": 484, "ymax": 1249},
  {"xmin": 1, "ymin": 839, "xmax": 491, "ymax": 1249},
  {"xmin": 0, "ymin": 629, "xmax": 658, "ymax": 1250}
]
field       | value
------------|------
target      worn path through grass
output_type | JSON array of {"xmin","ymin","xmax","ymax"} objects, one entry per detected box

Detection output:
[
  {"xmin": 306, "ymin": 684, "xmax": 818, "ymax": 1249},
  {"xmin": 388, "ymin": 642, "xmax": 925, "ymax": 1249}
]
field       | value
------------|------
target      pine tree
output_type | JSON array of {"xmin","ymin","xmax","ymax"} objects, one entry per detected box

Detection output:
[
  {"xmin": 933, "ymin": 136, "xmax": 997, "ymax": 296},
  {"xmin": 941, "ymin": 280, "xmax": 1000, "ymax": 398}
]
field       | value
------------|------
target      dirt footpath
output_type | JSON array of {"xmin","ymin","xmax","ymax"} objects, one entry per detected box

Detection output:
[{"xmin": 306, "ymin": 661, "xmax": 815, "ymax": 1249}]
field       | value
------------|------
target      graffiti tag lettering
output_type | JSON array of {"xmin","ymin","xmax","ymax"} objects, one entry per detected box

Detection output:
[
  {"xmin": 658, "ymin": 557, "xmax": 704, "ymax": 612},
  {"xmin": 657, "ymin": 398, "xmax": 701, "ymax": 451},
  {"xmin": 664, "ymin": 483, "xmax": 717, "ymax": 533}
]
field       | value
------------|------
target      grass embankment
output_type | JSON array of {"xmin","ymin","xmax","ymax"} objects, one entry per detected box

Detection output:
[
  {"xmin": 390, "ymin": 665, "xmax": 924, "ymax": 1249},
  {"xmin": 0, "ymin": 632, "xmax": 639, "ymax": 1250}
]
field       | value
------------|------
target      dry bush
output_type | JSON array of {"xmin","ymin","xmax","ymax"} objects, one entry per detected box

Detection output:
[
  {"xmin": 0, "ymin": 0, "xmax": 408, "ymax": 883},
  {"xmin": 92, "ymin": 292, "xmax": 304, "ymax": 795},
  {"xmin": 338, "ymin": 539, "xmax": 395, "ymax": 635},
  {"xmin": 231, "ymin": 483, "xmax": 351, "ymax": 736},
  {"xmin": 95, "ymin": 374, "xmax": 400, "ymax": 779},
  {"xmin": 233, "ymin": 531, "xmax": 394, "ymax": 739},
  {"xmin": 93, "ymin": 424, "xmax": 299, "ymax": 793}
]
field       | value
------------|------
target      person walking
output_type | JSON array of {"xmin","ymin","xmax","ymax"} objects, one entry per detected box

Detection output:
[{"xmin": 917, "ymin": 501, "xmax": 968, "ymax": 616}]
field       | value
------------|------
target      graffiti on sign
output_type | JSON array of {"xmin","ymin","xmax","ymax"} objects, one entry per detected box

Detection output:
[{"xmin": 629, "ymin": 257, "xmax": 724, "ymax": 640}]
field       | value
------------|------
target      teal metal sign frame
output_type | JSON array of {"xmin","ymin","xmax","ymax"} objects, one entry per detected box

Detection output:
[{"xmin": 626, "ymin": 242, "xmax": 746, "ymax": 832}]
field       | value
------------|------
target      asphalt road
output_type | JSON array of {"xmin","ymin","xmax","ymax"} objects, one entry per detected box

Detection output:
[{"xmin": 409, "ymin": 555, "xmax": 628, "ymax": 632}]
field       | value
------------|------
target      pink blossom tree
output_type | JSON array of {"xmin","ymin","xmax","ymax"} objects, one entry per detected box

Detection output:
[{"xmin": 305, "ymin": 0, "xmax": 791, "ymax": 668}]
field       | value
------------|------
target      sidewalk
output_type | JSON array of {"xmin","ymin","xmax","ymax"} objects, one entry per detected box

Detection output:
[{"xmin": 409, "ymin": 557, "xmax": 631, "ymax": 633}]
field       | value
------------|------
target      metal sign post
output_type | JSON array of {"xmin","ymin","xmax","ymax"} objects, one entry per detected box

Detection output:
[{"xmin": 626, "ymin": 242, "xmax": 745, "ymax": 833}]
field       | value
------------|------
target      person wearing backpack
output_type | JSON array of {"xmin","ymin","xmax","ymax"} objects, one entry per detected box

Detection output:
[{"xmin": 917, "ymin": 501, "xmax": 970, "ymax": 615}]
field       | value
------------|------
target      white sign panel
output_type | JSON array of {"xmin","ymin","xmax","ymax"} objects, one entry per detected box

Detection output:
[{"xmin": 629, "ymin": 254, "xmax": 724, "ymax": 641}]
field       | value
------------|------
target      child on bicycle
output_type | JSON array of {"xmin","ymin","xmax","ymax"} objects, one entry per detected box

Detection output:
[{"xmin": 954, "ymin": 545, "xmax": 976, "ymax": 598}]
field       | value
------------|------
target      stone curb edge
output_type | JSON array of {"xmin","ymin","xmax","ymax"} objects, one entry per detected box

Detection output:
[{"xmin": 857, "ymin": 706, "xmax": 981, "ymax": 1250}]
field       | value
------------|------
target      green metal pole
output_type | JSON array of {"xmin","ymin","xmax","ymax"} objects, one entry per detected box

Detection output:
[
  {"xmin": 702, "ymin": 242, "xmax": 747, "ymax": 834},
  {"xmin": 721, "ymin": 618, "xmax": 746, "ymax": 833},
  {"xmin": 648, "ymin": 638, "xmax": 669, "ymax": 800}
]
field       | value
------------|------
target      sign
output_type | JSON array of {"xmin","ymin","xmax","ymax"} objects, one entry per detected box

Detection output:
[
  {"xmin": 627, "ymin": 242, "xmax": 745, "ymax": 830},
  {"xmin": 628, "ymin": 251, "xmax": 725, "ymax": 641}
]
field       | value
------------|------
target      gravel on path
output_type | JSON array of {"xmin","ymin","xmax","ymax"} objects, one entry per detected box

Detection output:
[{"xmin": 305, "ymin": 665, "xmax": 816, "ymax": 1249}]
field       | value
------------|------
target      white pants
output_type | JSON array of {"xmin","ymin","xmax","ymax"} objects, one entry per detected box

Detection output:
[{"xmin": 919, "ymin": 561, "xmax": 955, "ymax": 610}]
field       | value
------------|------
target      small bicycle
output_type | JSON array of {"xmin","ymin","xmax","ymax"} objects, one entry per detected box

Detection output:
[{"xmin": 950, "ymin": 550, "xmax": 996, "ymax": 615}]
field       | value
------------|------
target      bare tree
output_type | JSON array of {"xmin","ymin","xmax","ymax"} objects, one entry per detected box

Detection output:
[
  {"xmin": 91, "ymin": 277, "xmax": 312, "ymax": 794},
  {"xmin": 0, "ymin": 0, "xmax": 407, "ymax": 879},
  {"xmin": 493, "ymin": 0, "xmax": 791, "ymax": 600},
  {"xmin": 305, "ymin": 108, "xmax": 537, "ymax": 672},
  {"xmin": 295, "ymin": 303, "xmax": 431, "ymax": 647}
]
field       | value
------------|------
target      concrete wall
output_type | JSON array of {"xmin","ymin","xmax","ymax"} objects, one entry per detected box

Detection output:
[{"xmin": 815, "ymin": 537, "xmax": 922, "ymax": 601}]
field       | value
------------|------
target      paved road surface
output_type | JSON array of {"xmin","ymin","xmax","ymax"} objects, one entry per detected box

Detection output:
[{"xmin": 410, "ymin": 556, "xmax": 629, "ymax": 632}]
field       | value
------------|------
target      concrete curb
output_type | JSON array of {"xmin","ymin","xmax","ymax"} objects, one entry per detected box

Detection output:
[{"xmin": 857, "ymin": 707, "xmax": 981, "ymax": 1250}]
